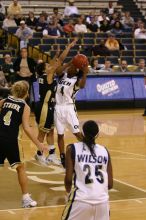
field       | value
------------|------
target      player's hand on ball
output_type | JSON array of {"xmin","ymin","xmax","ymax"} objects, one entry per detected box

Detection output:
[{"xmin": 81, "ymin": 64, "xmax": 89, "ymax": 75}]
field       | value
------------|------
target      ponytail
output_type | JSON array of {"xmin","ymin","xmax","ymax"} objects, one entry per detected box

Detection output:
[
  {"xmin": 83, "ymin": 135, "xmax": 95, "ymax": 156},
  {"xmin": 82, "ymin": 120, "xmax": 99, "ymax": 156}
]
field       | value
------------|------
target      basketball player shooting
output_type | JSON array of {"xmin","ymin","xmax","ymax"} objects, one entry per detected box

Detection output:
[{"xmin": 54, "ymin": 54, "xmax": 89, "ymax": 167}]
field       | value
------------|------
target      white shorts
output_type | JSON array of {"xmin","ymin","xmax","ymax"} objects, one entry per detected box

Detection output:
[
  {"xmin": 54, "ymin": 105, "xmax": 80, "ymax": 135},
  {"xmin": 62, "ymin": 201, "xmax": 110, "ymax": 220}
]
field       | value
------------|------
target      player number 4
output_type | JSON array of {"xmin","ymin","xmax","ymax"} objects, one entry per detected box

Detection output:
[
  {"xmin": 3, "ymin": 111, "xmax": 12, "ymax": 126},
  {"xmin": 83, "ymin": 164, "xmax": 104, "ymax": 184},
  {"xmin": 60, "ymin": 86, "xmax": 64, "ymax": 96}
]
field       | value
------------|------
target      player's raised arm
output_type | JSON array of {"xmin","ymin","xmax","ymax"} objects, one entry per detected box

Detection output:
[
  {"xmin": 56, "ymin": 38, "xmax": 78, "ymax": 76},
  {"xmin": 46, "ymin": 38, "xmax": 77, "ymax": 80},
  {"xmin": 59, "ymin": 38, "xmax": 77, "ymax": 63},
  {"xmin": 50, "ymin": 44, "xmax": 61, "ymax": 65}
]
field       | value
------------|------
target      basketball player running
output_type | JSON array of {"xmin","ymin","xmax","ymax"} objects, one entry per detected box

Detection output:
[
  {"xmin": 0, "ymin": 81, "xmax": 46, "ymax": 208},
  {"xmin": 55, "ymin": 59, "xmax": 89, "ymax": 167},
  {"xmin": 62, "ymin": 120, "xmax": 113, "ymax": 220},
  {"xmin": 35, "ymin": 39, "xmax": 78, "ymax": 165}
]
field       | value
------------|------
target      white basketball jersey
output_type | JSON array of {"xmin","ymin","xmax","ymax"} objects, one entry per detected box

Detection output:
[
  {"xmin": 73, "ymin": 142, "xmax": 109, "ymax": 204},
  {"xmin": 55, "ymin": 73, "xmax": 80, "ymax": 105}
]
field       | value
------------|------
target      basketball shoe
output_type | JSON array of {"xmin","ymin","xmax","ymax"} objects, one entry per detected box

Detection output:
[
  {"xmin": 34, "ymin": 154, "xmax": 47, "ymax": 166},
  {"xmin": 46, "ymin": 153, "xmax": 61, "ymax": 166},
  {"xmin": 22, "ymin": 194, "xmax": 37, "ymax": 208}
]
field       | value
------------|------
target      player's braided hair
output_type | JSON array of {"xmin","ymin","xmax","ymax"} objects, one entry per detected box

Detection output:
[{"xmin": 82, "ymin": 120, "xmax": 99, "ymax": 156}]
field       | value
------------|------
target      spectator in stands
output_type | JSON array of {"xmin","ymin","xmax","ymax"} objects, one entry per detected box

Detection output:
[
  {"xmin": 106, "ymin": 1, "xmax": 115, "ymax": 16},
  {"xmin": 48, "ymin": 7, "xmax": 64, "ymax": 27},
  {"xmin": 133, "ymin": 18, "xmax": 143, "ymax": 31},
  {"xmin": 135, "ymin": 59, "xmax": 146, "ymax": 72},
  {"xmin": 0, "ymin": 68, "xmax": 10, "ymax": 98},
  {"xmin": 110, "ymin": 21, "xmax": 123, "ymax": 36},
  {"xmin": 121, "ymin": 11, "xmax": 134, "ymax": 30},
  {"xmin": 64, "ymin": 0, "xmax": 79, "ymax": 18},
  {"xmin": 8, "ymin": 0, "xmax": 22, "ymax": 17},
  {"xmin": 2, "ymin": 54, "xmax": 15, "ymax": 85},
  {"xmin": 100, "ymin": 19, "xmax": 111, "ymax": 33},
  {"xmin": 0, "ymin": 0, "xmax": 5, "ymax": 21},
  {"xmin": 41, "ymin": 11, "xmax": 48, "ymax": 21},
  {"xmin": 93, "ymin": 15, "xmax": 101, "ymax": 28},
  {"xmin": 99, "ymin": 60, "xmax": 113, "ymax": 72},
  {"xmin": 74, "ymin": 17, "xmax": 87, "ymax": 33},
  {"xmin": 52, "ymin": 7, "xmax": 62, "ymax": 19},
  {"xmin": 87, "ymin": 17, "xmax": 99, "ymax": 33},
  {"xmin": 15, "ymin": 20, "xmax": 33, "ymax": 49},
  {"xmin": 98, "ymin": 11, "xmax": 110, "ymax": 23},
  {"xmin": 2, "ymin": 14, "xmax": 17, "ymax": 31},
  {"xmin": 43, "ymin": 17, "xmax": 61, "ymax": 38},
  {"xmin": 105, "ymin": 33, "xmax": 119, "ymax": 51},
  {"xmin": 134, "ymin": 22, "xmax": 146, "ymax": 40},
  {"xmin": 63, "ymin": 19, "xmax": 75, "ymax": 35},
  {"xmin": 92, "ymin": 40, "xmax": 111, "ymax": 57},
  {"xmin": 14, "ymin": 14, "xmax": 24, "ymax": 26},
  {"xmin": 25, "ymin": 12, "xmax": 38, "ymax": 28},
  {"xmin": 13, "ymin": 48, "xmax": 36, "ymax": 85},
  {"xmin": 86, "ymin": 10, "xmax": 96, "ymax": 24},
  {"xmin": 110, "ymin": 12, "xmax": 120, "ymax": 26},
  {"xmin": 35, "ymin": 14, "xmax": 47, "ymax": 32},
  {"xmin": 114, "ymin": 60, "xmax": 129, "ymax": 72},
  {"xmin": 89, "ymin": 58, "xmax": 104, "ymax": 74}
]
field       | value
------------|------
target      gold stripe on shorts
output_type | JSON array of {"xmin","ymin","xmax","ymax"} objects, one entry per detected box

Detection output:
[
  {"xmin": 62, "ymin": 187, "xmax": 77, "ymax": 220},
  {"xmin": 39, "ymin": 91, "xmax": 51, "ymax": 131}
]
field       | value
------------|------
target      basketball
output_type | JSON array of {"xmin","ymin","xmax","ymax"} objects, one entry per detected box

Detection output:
[{"xmin": 72, "ymin": 54, "xmax": 89, "ymax": 69}]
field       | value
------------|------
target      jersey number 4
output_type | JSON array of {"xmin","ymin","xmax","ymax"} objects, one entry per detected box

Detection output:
[
  {"xmin": 60, "ymin": 86, "xmax": 64, "ymax": 96},
  {"xmin": 83, "ymin": 164, "xmax": 104, "ymax": 184},
  {"xmin": 3, "ymin": 111, "xmax": 12, "ymax": 126}
]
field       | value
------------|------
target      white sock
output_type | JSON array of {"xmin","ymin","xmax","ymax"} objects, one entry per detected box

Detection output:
[
  {"xmin": 48, "ymin": 145, "xmax": 55, "ymax": 150},
  {"xmin": 22, "ymin": 193, "xmax": 30, "ymax": 200}
]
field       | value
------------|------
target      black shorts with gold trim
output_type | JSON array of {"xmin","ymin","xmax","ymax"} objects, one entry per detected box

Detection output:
[
  {"xmin": 35, "ymin": 101, "xmax": 54, "ymax": 133},
  {"xmin": 0, "ymin": 137, "xmax": 21, "ymax": 168}
]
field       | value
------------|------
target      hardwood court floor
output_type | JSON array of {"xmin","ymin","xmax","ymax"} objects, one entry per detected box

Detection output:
[{"xmin": 1, "ymin": 109, "xmax": 146, "ymax": 220}]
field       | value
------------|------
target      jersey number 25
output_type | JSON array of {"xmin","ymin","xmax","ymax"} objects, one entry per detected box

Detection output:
[{"xmin": 83, "ymin": 164, "xmax": 104, "ymax": 184}]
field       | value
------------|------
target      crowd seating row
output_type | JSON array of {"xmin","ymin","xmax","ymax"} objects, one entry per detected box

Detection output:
[{"xmin": 3, "ymin": 0, "xmax": 121, "ymax": 16}]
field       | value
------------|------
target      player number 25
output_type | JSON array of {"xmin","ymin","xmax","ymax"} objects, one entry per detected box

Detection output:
[{"xmin": 83, "ymin": 164, "xmax": 104, "ymax": 184}]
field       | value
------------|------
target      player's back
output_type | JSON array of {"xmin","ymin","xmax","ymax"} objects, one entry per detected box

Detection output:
[
  {"xmin": 0, "ymin": 96, "xmax": 25, "ymax": 139},
  {"xmin": 73, "ymin": 142, "xmax": 109, "ymax": 204}
]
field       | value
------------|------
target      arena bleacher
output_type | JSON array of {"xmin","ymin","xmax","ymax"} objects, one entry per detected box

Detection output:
[{"xmin": 0, "ymin": 0, "xmax": 146, "ymax": 107}]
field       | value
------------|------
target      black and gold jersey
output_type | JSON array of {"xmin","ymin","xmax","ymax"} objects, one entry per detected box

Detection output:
[
  {"xmin": 0, "ymin": 96, "xmax": 25, "ymax": 139},
  {"xmin": 38, "ymin": 74, "xmax": 57, "ymax": 106}
]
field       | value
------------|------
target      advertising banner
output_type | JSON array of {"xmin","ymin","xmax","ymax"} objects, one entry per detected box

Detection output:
[{"xmin": 76, "ymin": 76, "xmax": 134, "ymax": 101}]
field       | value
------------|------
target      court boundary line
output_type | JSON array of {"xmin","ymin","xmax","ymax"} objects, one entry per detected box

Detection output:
[
  {"xmin": 114, "ymin": 179, "xmax": 146, "ymax": 192},
  {"xmin": 110, "ymin": 149, "xmax": 146, "ymax": 157},
  {"xmin": 112, "ymin": 157, "xmax": 146, "ymax": 160},
  {"xmin": 0, "ymin": 198, "xmax": 146, "ymax": 212}
]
